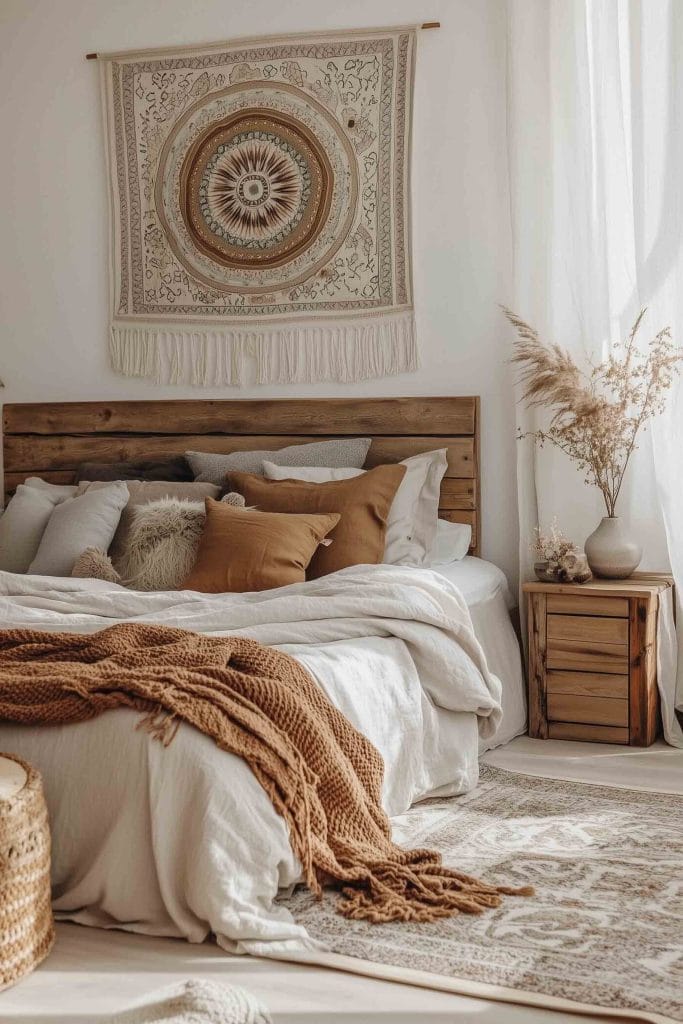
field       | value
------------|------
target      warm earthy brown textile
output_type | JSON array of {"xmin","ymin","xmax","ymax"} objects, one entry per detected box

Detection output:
[
  {"xmin": 228, "ymin": 464, "xmax": 407, "ymax": 578},
  {"xmin": 184, "ymin": 500, "xmax": 340, "ymax": 593},
  {"xmin": 0, "ymin": 624, "xmax": 530, "ymax": 923}
]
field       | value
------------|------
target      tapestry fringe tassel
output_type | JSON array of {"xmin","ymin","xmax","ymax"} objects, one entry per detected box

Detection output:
[{"xmin": 109, "ymin": 311, "xmax": 418, "ymax": 386}]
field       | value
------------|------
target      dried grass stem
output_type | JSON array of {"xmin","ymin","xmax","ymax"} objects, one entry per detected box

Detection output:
[{"xmin": 504, "ymin": 307, "xmax": 681, "ymax": 517}]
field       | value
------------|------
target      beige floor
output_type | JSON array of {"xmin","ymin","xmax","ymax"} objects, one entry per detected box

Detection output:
[{"xmin": 4, "ymin": 737, "xmax": 682, "ymax": 1024}]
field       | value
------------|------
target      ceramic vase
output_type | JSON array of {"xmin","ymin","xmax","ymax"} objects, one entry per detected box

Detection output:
[{"xmin": 584, "ymin": 516, "xmax": 642, "ymax": 579}]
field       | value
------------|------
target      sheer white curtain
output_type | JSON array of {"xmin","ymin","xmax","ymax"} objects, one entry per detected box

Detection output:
[{"xmin": 506, "ymin": 0, "xmax": 683, "ymax": 744}]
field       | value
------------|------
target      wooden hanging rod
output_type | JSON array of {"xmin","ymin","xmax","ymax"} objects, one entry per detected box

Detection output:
[{"xmin": 85, "ymin": 22, "xmax": 439, "ymax": 60}]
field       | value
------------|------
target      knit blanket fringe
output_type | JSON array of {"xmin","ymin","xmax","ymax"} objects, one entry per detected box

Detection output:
[
  {"xmin": 0, "ymin": 623, "xmax": 531, "ymax": 924},
  {"xmin": 109, "ymin": 310, "xmax": 418, "ymax": 386}
]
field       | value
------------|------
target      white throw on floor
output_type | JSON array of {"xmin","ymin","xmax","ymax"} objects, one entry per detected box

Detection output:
[{"xmin": 105, "ymin": 979, "xmax": 271, "ymax": 1023}]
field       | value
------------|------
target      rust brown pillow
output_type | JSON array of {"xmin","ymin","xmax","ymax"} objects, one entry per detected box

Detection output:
[
  {"xmin": 228, "ymin": 464, "xmax": 407, "ymax": 579},
  {"xmin": 183, "ymin": 498, "xmax": 340, "ymax": 594}
]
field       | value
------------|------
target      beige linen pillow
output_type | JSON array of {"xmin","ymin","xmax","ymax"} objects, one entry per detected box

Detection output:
[
  {"xmin": 0, "ymin": 479, "xmax": 78, "ymax": 573},
  {"xmin": 262, "ymin": 449, "xmax": 448, "ymax": 566},
  {"xmin": 184, "ymin": 499, "xmax": 340, "ymax": 594},
  {"xmin": 24, "ymin": 477, "xmax": 79, "ymax": 500},
  {"xmin": 29, "ymin": 481, "xmax": 129, "ymax": 577},
  {"xmin": 229, "ymin": 464, "xmax": 406, "ymax": 579},
  {"xmin": 77, "ymin": 480, "xmax": 220, "ymax": 562},
  {"xmin": 185, "ymin": 437, "xmax": 371, "ymax": 484}
]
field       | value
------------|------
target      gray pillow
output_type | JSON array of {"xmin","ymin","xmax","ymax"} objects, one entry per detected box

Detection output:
[
  {"xmin": 186, "ymin": 438, "xmax": 372, "ymax": 485},
  {"xmin": 0, "ymin": 479, "xmax": 78, "ymax": 573},
  {"xmin": 29, "ymin": 482, "xmax": 129, "ymax": 577}
]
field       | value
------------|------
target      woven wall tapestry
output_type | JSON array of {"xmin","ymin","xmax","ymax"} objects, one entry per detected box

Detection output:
[{"xmin": 99, "ymin": 27, "xmax": 417, "ymax": 386}]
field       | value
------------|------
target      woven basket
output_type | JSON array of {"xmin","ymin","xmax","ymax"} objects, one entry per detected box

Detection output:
[{"xmin": 0, "ymin": 754, "xmax": 55, "ymax": 990}]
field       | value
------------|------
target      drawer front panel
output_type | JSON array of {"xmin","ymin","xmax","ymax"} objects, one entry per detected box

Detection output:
[
  {"xmin": 546, "ymin": 670, "xmax": 629, "ymax": 699},
  {"xmin": 547, "ymin": 693, "xmax": 629, "ymax": 727},
  {"xmin": 547, "ymin": 614, "xmax": 629, "ymax": 644},
  {"xmin": 548, "ymin": 722, "xmax": 629, "ymax": 744},
  {"xmin": 546, "ymin": 639, "xmax": 629, "ymax": 675},
  {"xmin": 546, "ymin": 595, "xmax": 629, "ymax": 618}
]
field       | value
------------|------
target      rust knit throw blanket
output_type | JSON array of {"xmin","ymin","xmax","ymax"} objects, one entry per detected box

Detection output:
[{"xmin": 0, "ymin": 623, "xmax": 530, "ymax": 922}]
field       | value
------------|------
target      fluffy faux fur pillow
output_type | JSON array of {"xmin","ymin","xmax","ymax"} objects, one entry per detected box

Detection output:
[
  {"xmin": 118, "ymin": 498, "xmax": 204, "ymax": 591},
  {"xmin": 117, "ymin": 493, "xmax": 245, "ymax": 592}
]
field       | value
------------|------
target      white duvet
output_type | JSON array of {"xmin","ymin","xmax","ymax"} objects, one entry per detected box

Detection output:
[{"xmin": 0, "ymin": 564, "xmax": 503, "ymax": 954}]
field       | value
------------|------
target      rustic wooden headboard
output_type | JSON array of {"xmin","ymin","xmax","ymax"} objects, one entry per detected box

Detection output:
[{"xmin": 2, "ymin": 397, "xmax": 480, "ymax": 554}]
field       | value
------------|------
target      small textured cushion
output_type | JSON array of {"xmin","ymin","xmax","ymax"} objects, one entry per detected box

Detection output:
[
  {"xmin": 184, "ymin": 499, "xmax": 340, "ymax": 594},
  {"xmin": 0, "ymin": 479, "xmax": 78, "ymax": 573},
  {"xmin": 77, "ymin": 456, "xmax": 193, "ymax": 483},
  {"xmin": 77, "ymin": 480, "xmax": 220, "ymax": 562},
  {"xmin": 229, "ymin": 464, "xmax": 407, "ymax": 579},
  {"xmin": 29, "ymin": 482, "xmax": 129, "ymax": 577},
  {"xmin": 71, "ymin": 548, "xmax": 122, "ymax": 584},
  {"xmin": 186, "ymin": 437, "xmax": 371, "ymax": 484},
  {"xmin": 262, "ymin": 449, "xmax": 448, "ymax": 566}
]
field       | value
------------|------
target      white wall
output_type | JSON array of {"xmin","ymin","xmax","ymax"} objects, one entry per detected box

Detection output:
[{"xmin": 0, "ymin": 0, "xmax": 519, "ymax": 584}]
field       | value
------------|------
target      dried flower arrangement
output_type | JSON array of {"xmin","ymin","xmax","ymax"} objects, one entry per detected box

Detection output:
[
  {"xmin": 504, "ymin": 308, "xmax": 681, "ymax": 517},
  {"xmin": 532, "ymin": 519, "xmax": 592, "ymax": 583}
]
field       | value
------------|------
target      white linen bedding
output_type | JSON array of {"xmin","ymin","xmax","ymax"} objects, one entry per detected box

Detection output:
[
  {"xmin": 430, "ymin": 557, "xmax": 527, "ymax": 750},
  {"xmin": 0, "ymin": 563, "xmax": 505, "ymax": 954}
]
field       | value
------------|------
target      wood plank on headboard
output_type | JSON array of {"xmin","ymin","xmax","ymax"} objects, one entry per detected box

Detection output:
[
  {"xmin": 3, "ymin": 397, "xmax": 476, "ymax": 437},
  {"xmin": 2, "ymin": 397, "xmax": 481, "ymax": 554}
]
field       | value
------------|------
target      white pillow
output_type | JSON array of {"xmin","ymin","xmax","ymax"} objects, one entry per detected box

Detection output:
[
  {"xmin": 428, "ymin": 518, "xmax": 472, "ymax": 564},
  {"xmin": 29, "ymin": 481, "xmax": 129, "ymax": 577},
  {"xmin": 262, "ymin": 449, "xmax": 448, "ymax": 567},
  {"xmin": 0, "ymin": 479, "xmax": 78, "ymax": 573}
]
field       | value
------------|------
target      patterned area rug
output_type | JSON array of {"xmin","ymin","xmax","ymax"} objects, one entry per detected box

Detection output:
[{"xmin": 281, "ymin": 766, "xmax": 683, "ymax": 1023}]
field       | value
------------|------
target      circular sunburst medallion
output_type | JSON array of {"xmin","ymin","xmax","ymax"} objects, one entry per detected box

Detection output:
[
  {"xmin": 181, "ymin": 112, "xmax": 332, "ymax": 271},
  {"xmin": 200, "ymin": 134, "xmax": 308, "ymax": 244},
  {"xmin": 156, "ymin": 82, "xmax": 358, "ymax": 294}
]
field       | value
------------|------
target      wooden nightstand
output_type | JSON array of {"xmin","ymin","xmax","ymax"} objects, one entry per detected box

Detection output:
[{"xmin": 522, "ymin": 573, "xmax": 674, "ymax": 746}]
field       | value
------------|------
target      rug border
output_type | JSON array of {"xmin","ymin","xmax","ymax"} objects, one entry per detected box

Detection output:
[
  {"xmin": 263, "ymin": 948, "xmax": 674, "ymax": 1024},
  {"xmin": 479, "ymin": 759, "xmax": 683, "ymax": 797}
]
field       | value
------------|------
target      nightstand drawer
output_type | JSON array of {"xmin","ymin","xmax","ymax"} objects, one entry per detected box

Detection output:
[
  {"xmin": 547, "ymin": 614, "xmax": 629, "ymax": 644},
  {"xmin": 547, "ymin": 594, "xmax": 629, "ymax": 617},
  {"xmin": 548, "ymin": 722, "xmax": 629, "ymax": 744},
  {"xmin": 547, "ymin": 692, "xmax": 629, "ymax": 727},
  {"xmin": 546, "ymin": 639, "xmax": 629, "ymax": 674},
  {"xmin": 547, "ymin": 670, "xmax": 629, "ymax": 699}
]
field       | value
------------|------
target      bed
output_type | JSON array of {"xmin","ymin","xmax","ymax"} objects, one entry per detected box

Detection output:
[{"xmin": 0, "ymin": 396, "xmax": 526, "ymax": 953}]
